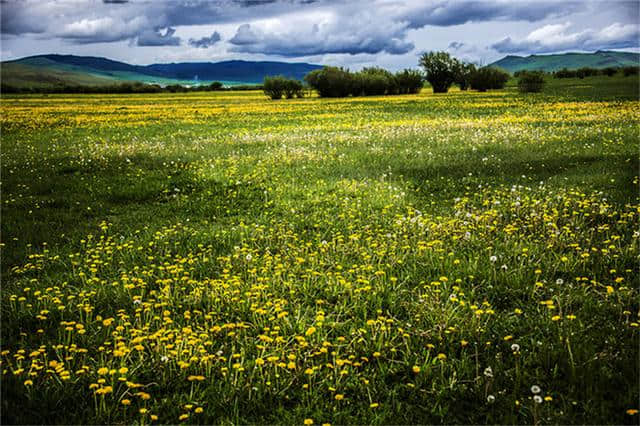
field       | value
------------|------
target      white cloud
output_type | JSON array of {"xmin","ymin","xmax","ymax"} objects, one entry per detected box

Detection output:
[{"xmin": 492, "ymin": 21, "xmax": 640, "ymax": 53}]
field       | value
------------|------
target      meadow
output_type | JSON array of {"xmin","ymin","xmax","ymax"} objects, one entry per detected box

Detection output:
[{"xmin": 1, "ymin": 76, "xmax": 639, "ymax": 425}]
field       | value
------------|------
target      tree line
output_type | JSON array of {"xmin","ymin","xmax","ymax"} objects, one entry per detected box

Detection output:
[
  {"xmin": 552, "ymin": 66, "xmax": 639, "ymax": 79},
  {"xmin": 264, "ymin": 52, "xmax": 518, "ymax": 99}
]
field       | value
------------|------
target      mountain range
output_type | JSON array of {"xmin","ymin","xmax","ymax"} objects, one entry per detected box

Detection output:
[
  {"xmin": 1, "ymin": 50, "xmax": 638, "ymax": 89},
  {"xmin": 1, "ymin": 54, "xmax": 323, "ymax": 88},
  {"xmin": 488, "ymin": 50, "xmax": 639, "ymax": 72}
]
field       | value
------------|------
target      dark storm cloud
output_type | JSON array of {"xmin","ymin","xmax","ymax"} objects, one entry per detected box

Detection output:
[
  {"xmin": 188, "ymin": 31, "xmax": 222, "ymax": 48},
  {"xmin": 228, "ymin": 22, "xmax": 414, "ymax": 56},
  {"xmin": 137, "ymin": 27, "xmax": 181, "ymax": 46},
  {"xmin": 226, "ymin": 1, "xmax": 590, "ymax": 57},
  {"xmin": 400, "ymin": 1, "xmax": 584, "ymax": 28},
  {"xmin": 1, "ymin": 0, "xmax": 639, "ymax": 60}
]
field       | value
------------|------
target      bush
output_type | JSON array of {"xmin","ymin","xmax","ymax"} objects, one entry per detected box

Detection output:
[
  {"xmin": 419, "ymin": 51, "xmax": 460, "ymax": 93},
  {"xmin": 623, "ymin": 66, "xmax": 639, "ymax": 77},
  {"xmin": 304, "ymin": 66, "xmax": 424, "ymax": 98},
  {"xmin": 470, "ymin": 67, "xmax": 509, "ymax": 92},
  {"xmin": 517, "ymin": 71, "xmax": 546, "ymax": 93},
  {"xmin": 284, "ymin": 79, "xmax": 304, "ymax": 99},
  {"xmin": 304, "ymin": 67, "xmax": 353, "ymax": 97},
  {"xmin": 395, "ymin": 69, "xmax": 424, "ymax": 94},
  {"xmin": 263, "ymin": 76, "xmax": 303, "ymax": 100},
  {"xmin": 454, "ymin": 62, "xmax": 477, "ymax": 90},
  {"xmin": 601, "ymin": 67, "xmax": 618, "ymax": 77},
  {"xmin": 554, "ymin": 68, "xmax": 576, "ymax": 78},
  {"xmin": 209, "ymin": 81, "xmax": 223, "ymax": 90},
  {"xmin": 576, "ymin": 67, "xmax": 598, "ymax": 79},
  {"xmin": 356, "ymin": 67, "xmax": 396, "ymax": 96}
]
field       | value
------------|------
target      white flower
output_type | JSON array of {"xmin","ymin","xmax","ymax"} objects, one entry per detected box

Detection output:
[
  {"xmin": 531, "ymin": 385, "xmax": 541, "ymax": 394},
  {"xmin": 160, "ymin": 355, "xmax": 169, "ymax": 362},
  {"xmin": 501, "ymin": 264, "xmax": 508, "ymax": 270},
  {"xmin": 556, "ymin": 278, "xmax": 564, "ymax": 285},
  {"xmin": 489, "ymin": 255, "xmax": 498, "ymax": 263},
  {"xmin": 511, "ymin": 343, "xmax": 520, "ymax": 352},
  {"xmin": 487, "ymin": 395, "xmax": 495, "ymax": 403},
  {"xmin": 533, "ymin": 395, "xmax": 543, "ymax": 404},
  {"xmin": 246, "ymin": 253, "xmax": 252, "ymax": 261},
  {"xmin": 483, "ymin": 366, "xmax": 493, "ymax": 378}
]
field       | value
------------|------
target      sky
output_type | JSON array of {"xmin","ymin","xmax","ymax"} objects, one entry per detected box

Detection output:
[{"xmin": 1, "ymin": 0, "xmax": 638, "ymax": 70}]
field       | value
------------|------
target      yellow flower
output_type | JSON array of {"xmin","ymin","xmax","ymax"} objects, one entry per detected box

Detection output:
[
  {"xmin": 370, "ymin": 403, "xmax": 379, "ymax": 408},
  {"xmin": 626, "ymin": 409, "xmax": 639, "ymax": 415},
  {"xmin": 139, "ymin": 408, "xmax": 148, "ymax": 414},
  {"xmin": 305, "ymin": 326, "xmax": 316, "ymax": 336},
  {"xmin": 179, "ymin": 414, "xmax": 189, "ymax": 421},
  {"xmin": 24, "ymin": 379, "xmax": 33, "ymax": 386},
  {"xmin": 335, "ymin": 394, "xmax": 344, "ymax": 400},
  {"xmin": 412, "ymin": 365, "xmax": 420, "ymax": 374},
  {"xmin": 255, "ymin": 358, "xmax": 265, "ymax": 366},
  {"xmin": 437, "ymin": 353, "xmax": 447, "ymax": 361},
  {"xmin": 304, "ymin": 418, "xmax": 314, "ymax": 425},
  {"xmin": 118, "ymin": 367, "xmax": 128, "ymax": 375},
  {"xmin": 195, "ymin": 407, "xmax": 204, "ymax": 414},
  {"xmin": 97, "ymin": 367, "xmax": 109, "ymax": 375},
  {"xmin": 121, "ymin": 399, "xmax": 131, "ymax": 406}
]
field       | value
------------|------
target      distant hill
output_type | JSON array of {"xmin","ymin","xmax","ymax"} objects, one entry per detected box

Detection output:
[
  {"xmin": 1, "ymin": 54, "xmax": 323, "ymax": 88},
  {"xmin": 489, "ymin": 50, "xmax": 639, "ymax": 73}
]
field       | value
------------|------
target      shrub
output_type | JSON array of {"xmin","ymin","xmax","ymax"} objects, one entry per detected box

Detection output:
[
  {"xmin": 576, "ymin": 67, "xmax": 597, "ymax": 79},
  {"xmin": 601, "ymin": 67, "xmax": 618, "ymax": 77},
  {"xmin": 470, "ymin": 67, "xmax": 509, "ymax": 92},
  {"xmin": 517, "ymin": 71, "xmax": 546, "ymax": 93},
  {"xmin": 623, "ymin": 66, "xmax": 639, "ymax": 77},
  {"xmin": 284, "ymin": 79, "xmax": 304, "ymax": 99},
  {"xmin": 263, "ymin": 76, "xmax": 287, "ymax": 99},
  {"xmin": 395, "ymin": 69, "xmax": 424, "ymax": 94},
  {"xmin": 419, "ymin": 51, "xmax": 460, "ymax": 93},
  {"xmin": 304, "ymin": 67, "xmax": 353, "ymax": 97},
  {"xmin": 454, "ymin": 62, "xmax": 477, "ymax": 90},
  {"xmin": 209, "ymin": 81, "xmax": 223, "ymax": 90},
  {"xmin": 357, "ymin": 67, "xmax": 396, "ymax": 96},
  {"xmin": 554, "ymin": 68, "xmax": 576, "ymax": 78}
]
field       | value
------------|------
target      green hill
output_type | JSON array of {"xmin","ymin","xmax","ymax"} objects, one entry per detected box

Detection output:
[
  {"xmin": 1, "ymin": 54, "xmax": 323, "ymax": 89},
  {"xmin": 489, "ymin": 50, "xmax": 639, "ymax": 73}
]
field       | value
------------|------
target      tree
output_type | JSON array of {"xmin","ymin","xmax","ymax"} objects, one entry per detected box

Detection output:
[
  {"xmin": 517, "ymin": 71, "xmax": 545, "ymax": 93},
  {"xmin": 419, "ymin": 51, "xmax": 460, "ymax": 93}
]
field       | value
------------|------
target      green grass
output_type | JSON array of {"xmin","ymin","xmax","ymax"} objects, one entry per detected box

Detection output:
[{"xmin": 1, "ymin": 76, "xmax": 638, "ymax": 425}]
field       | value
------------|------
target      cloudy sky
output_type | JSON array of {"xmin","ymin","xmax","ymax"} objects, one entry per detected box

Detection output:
[{"xmin": 1, "ymin": 0, "xmax": 638, "ymax": 69}]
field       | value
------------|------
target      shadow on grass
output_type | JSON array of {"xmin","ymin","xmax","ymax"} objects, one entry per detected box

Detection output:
[{"xmin": 1, "ymin": 153, "xmax": 267, "ymax": 272}]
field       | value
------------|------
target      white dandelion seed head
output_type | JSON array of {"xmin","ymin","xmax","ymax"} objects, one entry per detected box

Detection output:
[
  {"xmin": 511, "ymin": 343, "xmax": 520, "ymax": 352},
  {"xmin": 487, "ymin": 395, "xmax": 495, "ymax": 403},
  {"xmin": 534, "ymin": 395, "xmax": 543, "ymax": 404},
  {"xmin": 489, "ymin": 256, "xmax": 498, "ymax": 263},
  {"xmin": 483, "ymin": 366, "xmax": 493, "ymax": 378},
  {"xmin": 531, "ymin": 385, "xmax": 541, "ymax": 394}
]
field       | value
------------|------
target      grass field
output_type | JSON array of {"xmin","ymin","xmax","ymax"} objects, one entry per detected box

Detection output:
[{"xmin": 1, "ymin": 75, "xmax": 639, "ymax": 425}]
